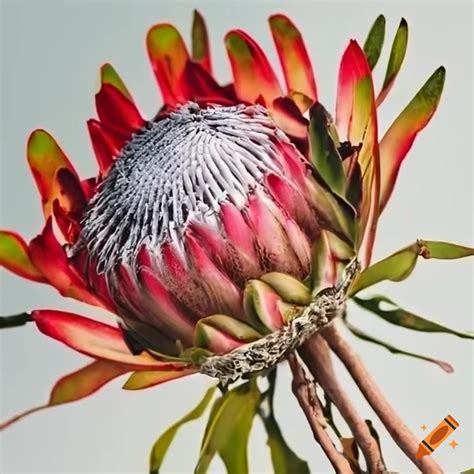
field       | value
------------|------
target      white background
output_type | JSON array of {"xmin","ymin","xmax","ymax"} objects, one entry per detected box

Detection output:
[{"xmin": 1, "ymin": 0, "xmax": 473, "ymax": 472}]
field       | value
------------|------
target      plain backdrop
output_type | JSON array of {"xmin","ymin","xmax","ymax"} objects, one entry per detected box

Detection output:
[{"xmin": 1, "ymin": 0, "xmax": 473, "ymax": 473}]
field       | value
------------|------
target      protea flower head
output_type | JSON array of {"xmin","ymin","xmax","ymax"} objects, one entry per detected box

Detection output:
[{"xmin": 0, "ymin": 11, "xmax": 457, "ymax": 398}]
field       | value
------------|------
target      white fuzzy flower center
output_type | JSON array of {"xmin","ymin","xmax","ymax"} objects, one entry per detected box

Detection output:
[{"xmin": 80, "ymin": 102, "xmax": 288, "ymax": 272}]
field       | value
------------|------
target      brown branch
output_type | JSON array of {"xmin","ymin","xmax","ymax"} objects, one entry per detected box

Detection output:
[
  {"xmin": 323, "ymin": 323, "xmax": 443, "ymax": 474},
  {"xmin": 287, "ymin": 353, "xmax": 353, "ymax": 474},
  {"xmin": 299, "ymin": 334, "xmax": 385, "ymax": 473}
]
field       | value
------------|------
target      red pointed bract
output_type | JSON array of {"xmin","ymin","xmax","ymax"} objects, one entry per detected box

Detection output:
[
  {"xmin": 29, "ymin": 219, "xmax": 106, "ymax": 308},
  {"xmin": 95, "ymin": 83, "xmax": 145, "ymax": 136},
  {"xmin": 269, "ymin": 14, "xmax": 318, "ymax": 107},
  {"xmin": 225, "ymin": 29, "xmax": 282, "ymax": 105},
  {"xmin": 147, "ymin": 23, "xmax": 190, "ymax": 106},
  {"xmin": 0, "ymin": 230, "xmax": 46, "ymax": 282},
  {"xmin": 31, "ymin": 309, "xmax": 189, "ymax": 369}
]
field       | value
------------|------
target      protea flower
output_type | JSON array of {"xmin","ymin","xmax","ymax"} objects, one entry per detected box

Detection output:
[{"xmin": 2, "ymin": 9, "xmax": 473, "ymax": 474}]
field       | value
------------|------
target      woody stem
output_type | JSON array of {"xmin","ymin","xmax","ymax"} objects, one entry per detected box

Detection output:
[
  {"xmin": 322, "ymin": 323, "xmax": 443, "ymax": 473},
  {"xmin": 287, "ymin": 353, "xmax": 353, "ymax": 474},
  {"xmin": 299, "ymin": 334, "xmax": 385, "ymax": 473}
]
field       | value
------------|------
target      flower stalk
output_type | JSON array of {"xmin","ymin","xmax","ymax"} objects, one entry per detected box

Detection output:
[
  {"xmin": 323, "ymin": 324, "xmax": 443, "ymax": 473},
  {"xmin": 288, "ymin": 353, "xmax": 353, "ymax": 473},
  {"xmin": 299, "ymin": 334, "xmax": 385, "ymax": 472}
]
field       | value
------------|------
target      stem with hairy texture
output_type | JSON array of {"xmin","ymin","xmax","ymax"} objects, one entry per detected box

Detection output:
[
  {"xmin": 299, "ymin": 334, "xmax": 385, "ymax": 473},
  {"xmin": 287, "ymin": 353, "xmax": 353, "ymax": 474},
  {"xmin": 322, "ymin": 323, "xmax": 443, "ymax": 473}
]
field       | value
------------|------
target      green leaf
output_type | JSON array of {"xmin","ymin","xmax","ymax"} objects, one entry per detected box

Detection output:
[
  {"xmin": 194, "ymin": 314, "xmax": 261, "ymax": 353},
  {"xmin": 309, "ymin": 103, "xmax": 346, "ymax": 195},
  {"xmin": 260, "ymin": 272, "xmax": 311, "ymax": 305},
  {"xmin": 461, "ymin": 469, "xmax": 474, "ymax": 474},
  {"xmin": 149, "ymin": 386, "xmax": 217, "ymax": 473},
  {"xmin": 260, "ymin": 369, "xmax": 310, "ymax": 474},
  {"xmin": 353, "ymin": 295, "xmax": 474, "ymax": 339},
  {"xmin": 363, "ymin": 15, "xmax": 386, "ymax": 70},
  {"xmin": 349, "ymin": 240, "xmax": 474, "ymax": 296},
  {"xmin": 196, "ymin": 381, "xmax": 260, "ymax": 474},
  {"xmin": 377, "ymin": 18, "xmax": 408, "ymax": 105},
  {"xmin": 379, "ymin": 67, "xmax": 446, "ymax": 211},
  {"xmin": 308, "ymin": 175, "xmax": 357, "ymax": 247},
  {"xmin": 345, "ymin": 321, "xmax": 454, "ymax": 373},
  {"xmin": 262, "ymin": 413, "xmax": 310, "ymax": 474}
]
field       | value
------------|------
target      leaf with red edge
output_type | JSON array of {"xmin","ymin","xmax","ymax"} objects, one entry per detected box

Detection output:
[
  {"xmin": 335, "ymin": 40, "xmax": 373, "ymax": 142},
  {"xmin": 335, "ymin": 41, "xmax": 380, "ymax": 265},
  {"xmin": 0, "ymin": 360, "xmax": 133, "ymax": 430},
  {"xmin": 194, "ymin": 315, "xmax": 261, "ymax": 354},
  {"xmin": 27, "ymin": 129, "xmax": 80, "ymax": 218},
  {"xmin": 192, "ymin": 10, "xmax": 212, "ymax": 74},
  {"xmin": 29, "ymin": 218, "xmax": 105, "ymax": 307},
  {"xmin": 100, "ymin": 63, "xmax": 132, "ymax": 100},
  {"xmin": 225, "ymin": 30, "xmax": 282, "ymax": 105},
  {"xmin": 31, "ymin": 309, "xmax": 190, "ymax": 369},
  {"xmin": 376, "ymin": 19, "xmax": 408, "ymax": 106},
  {"xmin": 379, "ymin": 67, "xmax": 445, "ymax": 212},
  {"xmin": 269, "ymin": 14, "xmax": 317, "ymax": 109},
  {"xmin": 123, "ymin": 368, "xmax": 197, "ymax": 390},
  {"xmin": 0, "ymin": 231, "xmax": 45, "ymax": 282},
  {"xmin": 95, "ymin": 83, "xmax": 145, "ymax": 136},
  {"xmin": 243, "ymin": 280, "xmax": 285, "ymax": 333},
  {"xmin": 147, "ymin": 23, "xmax": 189, "ymax": 106}
]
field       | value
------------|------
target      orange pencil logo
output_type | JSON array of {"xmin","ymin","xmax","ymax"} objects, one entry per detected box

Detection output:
[{"xmin": 416, "ymin": 415, "xmax": 459, "ymax": 459}]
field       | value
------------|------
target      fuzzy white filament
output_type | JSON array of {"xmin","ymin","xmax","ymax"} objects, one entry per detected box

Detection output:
[{"xmin": 80, "ymin": 102, "xmax": 289, "ymax": 273}]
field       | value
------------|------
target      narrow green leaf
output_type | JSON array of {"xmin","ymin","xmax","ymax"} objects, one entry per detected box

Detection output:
[
  {"xmin": 461, "ymin": 469, "xmax": 474, "ymax": 474},
  {"xmin": 421, "ymin": 240, "xmax": 474, "ymax": 259},
  {"xmin": 308, "ymin": 174, "xmax": 357, "ymax": 247},
  {"xmin": 353, "ymin": 295, "xmax": 474, "ymax": 339},
  {"xmin": 377, "ymin": 18, "xmax": 408, "ymax": 105},
  {"xmin": 363, "ymin": 15, "xmax": 386, "ymax": 70},
  {"xmin": 345, "ymin": 321, "xmax": 454, "ymax": 372},
  {"xmin": 349, "ymin": 240, "xmax": 474, "ymax": 295},
  {"xmin": 196, "ymin": 381, "xmax": 260, "ymax": 474},
  {"xmin": 194, "ymin": 314, "xmax": 261, "ymax": 353},
  {"xmin": 149, "ymin": 386, "xmax": 217, "ymax": 473},
  {"xmin": 379, "ymin": 67, "xmax": 446, "ymax": 211},
  {"xmin": 260, "ymin": 272, "xmax": 311, "ymax": 305},
  {"xmin": 263, "ymin": 415, "xmax": 310, "ymax": 474},
  {"xmin": 309, "ymin": 103, "xmax": 346, "ymax": 195},
  {"xmin": 260, "ymin": 369, "xmax": 310, "ymax": 474}
]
